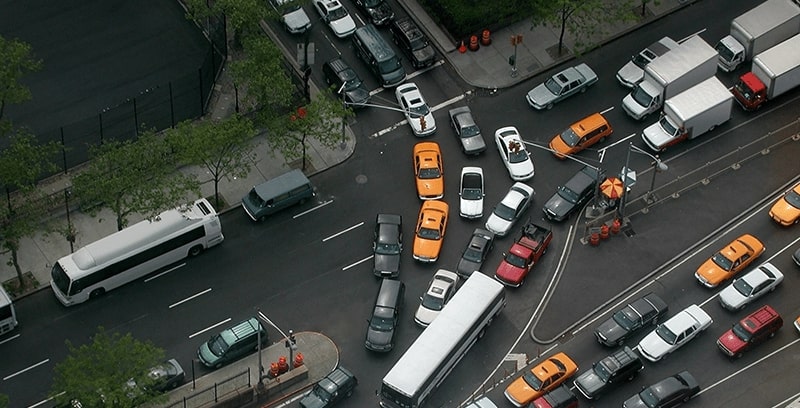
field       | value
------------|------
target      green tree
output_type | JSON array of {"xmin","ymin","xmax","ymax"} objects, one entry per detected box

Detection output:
[
  {"xmin": 183, "ymin": 0, "xmax": 273, "ymax": 42},
  {"xmin": 0, "ymin": 393, "xmax": 8, "ymax": 408},
  {"xmin": 229, "ymin": 34, "xmax": 295, "ymax": 125},
  {"xmin": 272, "ymin": 94, "xmax": 351, "ymax": 170},
  {"xmin": 72, "ymin": 131, "xmax": 199, "ymax": 231},
  {"xmin": 0, "ymin": 130, "xmax": 59, "ymax": 290},
  {"xmin": 533, "ymin": 0, "xmax": 636, "ymax": 56},
  {"xmin": 51, "ymin": 327, "xmax": 166, "ymax": 408},
  {"xmin": 168, "ymin": 114, "xmax": 257, "ymax": 209},
  {"xmin": 0, "ymin": 35, "xmax": 42, "ymax": 123}
]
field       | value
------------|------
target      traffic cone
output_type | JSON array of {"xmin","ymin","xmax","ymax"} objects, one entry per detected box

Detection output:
[
  {"xmin": 458, "ymin": 40, "xmax": 467, "ymax": 53},
  {"xmin": 469, "ymin": 35, "xmax": 479, "ymax": 51},
  {"xmin": 481, "ymin": 29, "xmax": 491, "ymax": 45}
]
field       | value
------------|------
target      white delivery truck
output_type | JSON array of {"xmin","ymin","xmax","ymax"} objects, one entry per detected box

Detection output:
[
  {"xmin": 732, "ymin": 34, "xmax": 800, "ymax": 110},
  {"xmin": 616, "ymin": 36, "xmax": 681, "ymax": 88},
  {"xmin": 642, "ymin": 76, "xmax": 733, "ymax": 152},
  {"xmin": 715, "ymin": 0, "xmax": 800, "ymax": 72},
  {"xmin": 0, "ymin": 286, "xmax": 17, "ymax": 335},
  {"xmin": 622, "ymin": 36, "xmax": 718, "ymax": 120}
]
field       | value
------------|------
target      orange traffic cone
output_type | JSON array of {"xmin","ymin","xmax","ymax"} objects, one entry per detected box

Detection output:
[{"xmin": 458, "ymin": 40, "xmax": 467, "ymax": 53}]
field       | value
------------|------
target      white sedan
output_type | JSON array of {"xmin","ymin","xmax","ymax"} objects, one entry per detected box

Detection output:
[
  {"xmin": 636, "ymin": 304, "xmax": 712, "ymax": 362},
  {"xmin": 396, "ymin": 82, "xmax": 436, "ymax": 137},
  {"xmin": 459, "ymin": 167, "xmax": 484, "ymax": 219},
  {"xmin": 313, "ymin": 0, "xmax": 356, "ymax": 38},
  {"xmin": 414, "ymin": 269, "xmax": 459, "ymax": 327},
  {"xmin": 485, "ymin": 182, "xmax": 534, "ymax": 237},
  {"xmin": 718, "ymin": 262, "xmax": 784, "ymax": 311},
  {"xmin": 494, "ymin": 126, "xmax": 534, "ymax": 181}
]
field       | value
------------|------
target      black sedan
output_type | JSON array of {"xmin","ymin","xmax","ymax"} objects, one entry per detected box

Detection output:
[
  {"xmin": 456, "ymin": 228, "xmax": 494, "ymax": 278},
  {"xmin": 622, "ymin": 371, "xmax": 700, "ymax": 408},
  {"xmin": 594, "ymin": 292, "xmax": 668, "ymax": 347},
  {"xmin": 373, "ymin": 214, "xmax": 403, "ymax": 277},
  {"xmin": 542, "ymin": 165, "xmax": 600, "ymax": 222}
]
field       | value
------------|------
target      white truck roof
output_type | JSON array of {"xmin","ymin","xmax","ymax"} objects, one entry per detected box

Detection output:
[
  {"xmin": 665, "ymin": 76, "xmax": 731, "ymax": 120},
  {"xmin": 645, "ymin": 36, "xmax": 717, "ymax": 84}
]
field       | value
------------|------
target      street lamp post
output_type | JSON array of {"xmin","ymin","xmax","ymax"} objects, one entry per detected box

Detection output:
[
  {"xmin": 618, "ymin": 142, "xmax": 669, "ymax": 220},
  {"xmin": 337, "ymin": 82, "xmax": 347, "ymax": 145}
]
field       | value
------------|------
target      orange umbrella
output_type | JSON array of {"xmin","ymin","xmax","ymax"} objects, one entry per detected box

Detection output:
[{"xmin": 600, "ymin": 177, "xmax": 624, "ymax": 199}]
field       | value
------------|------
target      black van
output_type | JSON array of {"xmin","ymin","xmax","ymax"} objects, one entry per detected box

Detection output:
[
  {"xmin": 365, "ymin": 279, "xmax": 405, "ymax": 352},
  {"xmin": 352, "ymin": 24, "xmax": 406, "ymax": 88}
]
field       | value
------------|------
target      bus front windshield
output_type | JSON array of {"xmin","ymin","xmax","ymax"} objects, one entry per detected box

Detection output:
[{"xmin": 51, "ymin": 263, "xmax": 72, "ymax": 295}]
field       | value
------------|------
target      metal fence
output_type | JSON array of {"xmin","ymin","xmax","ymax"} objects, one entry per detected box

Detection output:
[{"xmin": 163, "ymin": 368, "xmax": 252, "ymax": 408}]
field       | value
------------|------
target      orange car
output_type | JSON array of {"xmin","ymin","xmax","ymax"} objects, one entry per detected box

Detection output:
[
  {"xmin": 413, "ymin": 142, "xmax": 444, "ymax": 200},
  {"xmin": 768, "ymin": 182, "xmax": 800, "ymax": 226},
  {"xmin": 694, "ymin": 234, "xmax": 765, "ymax": 288},
  {"xmin": 504, "ymin": 352, "xmax": 578, "ymax": 407},
  {"xmin": 412, "ymin": 200, "xmax": 448, "ymax": 262},
  {"xmin": 549, "ymin": 113, "xmax": 612, "ymax": 159}
]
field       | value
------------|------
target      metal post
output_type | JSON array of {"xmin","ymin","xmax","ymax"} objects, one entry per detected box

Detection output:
[
  {"xmin": 647, "ymin": 157, "xmax": 659, "ymax": 204},
  {"xmin": 618, "ymin": 141, "xmax": 633, "ymax": 222},
  {"xmin": 338, "ymin": 82, "xmax": 346, "ymax": 146}
]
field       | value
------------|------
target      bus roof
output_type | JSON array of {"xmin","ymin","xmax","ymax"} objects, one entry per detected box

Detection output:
[
  {"xmin": 62, "ymin": 199, "xmax": 216, "ymax": 275},
  {"xmin": 383, "ymin": 272, "xmax": 504, "ymax": 396}
]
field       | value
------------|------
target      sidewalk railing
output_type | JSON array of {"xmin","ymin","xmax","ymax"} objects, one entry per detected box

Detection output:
[{"xmin": 163, "ymin": 368, "xmax": 252, "ymax": 408}]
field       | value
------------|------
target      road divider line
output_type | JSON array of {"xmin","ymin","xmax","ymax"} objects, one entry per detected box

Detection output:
[
  {"xmin": 170, "ymin": 288, "xmax": 212, "ymax": 309},
  {"xmin": 343, "ymin": 255, "xmax": 372, "ymax": 271},
  {"xmin": 3, "ymin": 359, "xmax": 49, "ymax": 381},
  {"xmin": 0, "ymin": 334, "xmax": 19, "ymax": 345},
  {"xmin": 144, "ymin": 263, "xmax": 186, "ymax": 282},
  {"xmin": 189, "ymin": 317, "xmax": 231, "ymax": 339},
  {"xmin": 293, "ymin": 200, "xmax": 333, "ymax": 218},
  {"xmin": 699, "ymin": 337, "xmax": 800, "ymax": 395},
  {"xmin": 323, "ymin": 222, "xmax": 364, "ymax": 242},
  {"xmin": 371, "ymin": 91, "xmax": 467, "ymax": 138}
]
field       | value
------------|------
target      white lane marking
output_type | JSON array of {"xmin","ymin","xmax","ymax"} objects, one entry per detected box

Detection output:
[
  {"xmin": 144, "ymin": 263, "xmax": 186, "ymax": 282},
  {"xmin": 189, "ymin": 317, "xmax": 232, "ymax": 339},
  {"xmin": 0, "ymin": 334, "xmax": 19, "ymax": 345},
  {"xmin": 322, "ymin": 222, "xmax": 364, "ymax": 242},
  {"xmin": 293, "ymin": 200, "xmax": 333, "ymax": 219},
  {"xmin": 170, "ymin": 288, "xmax": 212, "ymax": 309},
  {"xmin": 343, "ymin": 255, "xmax": 373, "ymax": 271},
  {"xmin": 371, "ymin": 92, "xmax": 468, "ymax": 138},
  {"xmin": 699, "ymin": 337, "xmax": 800, "ymax": 395},
  {"xmin": 3, "ymin": 359, "xmax": 49, "ymax": 381}
]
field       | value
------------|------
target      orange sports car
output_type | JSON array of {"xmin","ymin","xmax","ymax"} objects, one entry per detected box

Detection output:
[{"xmin": 694, "ymin": 234, "xmax": 764, "ymax": 288}]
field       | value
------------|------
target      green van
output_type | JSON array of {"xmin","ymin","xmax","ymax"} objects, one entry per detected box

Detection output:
[
  {"xmin": 198, "ymin": 317, "xmax": 267, "ymax": 368},
  {"xmin": 241, "ymin": 169, "xmax": 315, "ymax": 221}
]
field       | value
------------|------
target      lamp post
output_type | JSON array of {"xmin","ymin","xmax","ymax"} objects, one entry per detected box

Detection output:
[
  {"xmin": 618, "ymin": 142, "xmax": 669, "ymax": 220},
  {"xmin": 256, "ymin": 310, "xmax": 297, "ymax": 382},
  {"xmin": 337, "ymin": 82, "xmax": 347, "ymax": 145}
]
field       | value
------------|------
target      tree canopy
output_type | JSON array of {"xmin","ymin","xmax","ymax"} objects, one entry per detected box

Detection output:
[{"xmin": 0, "ymin": 35, "xmax": 42, "ymax": 122}]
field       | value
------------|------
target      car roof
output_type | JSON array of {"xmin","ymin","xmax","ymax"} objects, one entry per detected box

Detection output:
[{"xmin": 554, "ymin": 67, "xmax": 582, "ymax": 84}]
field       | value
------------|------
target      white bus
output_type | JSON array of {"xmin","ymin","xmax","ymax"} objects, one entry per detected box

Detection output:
[
  {"xmin": 50, "ymin": 198, "xmax": 224, "ymax": 306},
  {"xmin": 0, "ymin": 286, "xmax": 18, "ymax": 335},
  {"xmin": 380, "ymin": 272, "xmax": 506, "ymax": 408}
]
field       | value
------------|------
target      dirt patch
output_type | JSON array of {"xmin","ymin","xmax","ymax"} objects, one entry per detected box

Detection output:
[
  {"xmin": 546, "ymin": 44, "xmax": 573, "ymax": 62},
  {"xmin": 3, "ymin": 272, "xmax": 40, "ymax": 298}
]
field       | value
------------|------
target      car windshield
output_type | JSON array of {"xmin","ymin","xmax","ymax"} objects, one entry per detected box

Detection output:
[
  {"xmin": 732, "ymin": 278, "xmax": 754, "ymax": 296},
  {"xmin": 711, "ymin": 253, "xmax": 734, "ymax": 271},
  {"xmin": 715, "ymin": 42, "xmax": 735, "ymax": 64},
  {"xmin": 313, "ymin": 384, "xmax": 333, "ymax": 402},
  {"xmin": 594, "ymin": 361, "xmax": 612, "ymax": 382},
  {"xmin": 342, "ymin": 73, "xmax": 362, "ymax": 91},
  {"xmin": 504, "ymin": 253, "xmax": 527, "ymax": 268},
  {"xmin": 418, "ymin": 167, "xmax": 441, "ymax": 179},
  {"xmin": 557, "ymin": 185, "xmax": 579, "ymax": 203},
  {"xmin": 612, "ymin": 308, "xmax": 637, "ymax": 330},
  {"xmin": 421, "ymin": 292, "xmax": 445, "ymax": 310},
  {"xmin": 639, "ymin": 387, "xmax": 660, "ymax": 406},
  {"xmin": 370, "ymin": 315, "xmax": 394, "ymax": 331},
  {"xmin": 408, "ymin": 103, "xmax": 430, "ymax": 118},
  {"xmin": 631, "ymin": 85, "xmax": 653, "ymax": 107},
  {"xmin": 463, "ymin": 247, "xmax": 483, "ymax": 262},
  {"xmin": 418, "ymin": 227, "xmax": 441, "ymax": 240},
  {"xmin": 522, "ymin": 371, "xmax": 544, "ymax": 391},
  {"xmin": 559, "ymin": 128, "xmax": 580, "ymax": 147},
  {"xmin": 493, "ymin": 203, "xmax": 516, "ymax": 221},
  {"xmin": 544, "ymin": 77, "xmax": 563, "ymax": 95},
  {"xmin": 655, "ymin": 324, "xmax": 678, "ymax": 345},
  {"xmin": 208, "ymin": 334, "xmax": 230, "ymax": 356},
  {"xmin": 632, "ymin": 52, "xmax": 651, "ymax": 68},
  {"xmin": 460, "ymin": 124, "xmax": 480, "ymax": 137},
  {"xmin": 785, "ymin": 189, "xmax": 800, "ymax": 207},
  {"xmin": 731, "ymin": 322, "xmax": 753, "ymax": 342},
  {"xmin": 410, "ymin": 37, "xmax": 428, "ymax": 51},
  {"xmin": 328, "ymin": 6, "xmax": 348, "ymax": 20},
  {"xmin": 509, "ymin": 148, "xmax": 529, "ymax": 164},
  {"xmin": 658, "ymin": 116, "xmax": 679, "ymax": 137},
  {"xmin": 375, "ymin": 242, "xmax": 400, "ymax": 255},
  {"xmin": 379, "ymin": 58, "xmax": 401, "ymax": 75},
  {"xmin": 462, "ymin": 187, "xmax": 482, "ymax": 200}
]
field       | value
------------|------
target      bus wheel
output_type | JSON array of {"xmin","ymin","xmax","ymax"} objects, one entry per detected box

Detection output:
[
  {"xmin": 89, "ymin": 288, "xmax": 105, "ymax": 299},
  {"xmin": 189, "ymin": 245, "xmax": 203, "ymax": 257}
]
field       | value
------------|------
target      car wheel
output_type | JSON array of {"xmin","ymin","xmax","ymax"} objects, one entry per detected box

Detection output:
[
  {"xmin": 89, "ymin": 288, "xmax": 105, "ymax": 299},
  {"xmin": 189, "ymin": 245, "xmax": 203, "ymax": 257},
  {"xmin": 346, "ymin": 389, "xmax": 353, "ymax": 397},
  {"xmin": 580, "ymin": 86, "xmax": 587, "ymax": 93},
  {"xmin": 546, "ymin": 103, "xmax": 553, "ymax": 110}
]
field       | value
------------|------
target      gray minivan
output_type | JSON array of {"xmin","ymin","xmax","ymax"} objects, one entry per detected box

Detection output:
[
  {"xmin": 352, "ymin": 24, "xmax": 406, "ymax": 88},
  {"xmin": 241, "ymin": 169, "xmax": 314, "ymax": 221},
  {"xmin": 365, "ymin": 279, "xmax": 404, "ymax": 352}
]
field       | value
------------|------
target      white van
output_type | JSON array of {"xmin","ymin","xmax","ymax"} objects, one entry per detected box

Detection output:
[{"xmin": 0, "ymin": 286, "xmax": 18, "ymax": 335}]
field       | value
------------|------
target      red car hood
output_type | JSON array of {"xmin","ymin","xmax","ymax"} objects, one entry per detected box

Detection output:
[
  {"xmin": 718, "ymin": 329, "xmax": 747, "ymax": 354},
  {"xmin": 496, "ymin": 261, "xmax": 525, "ymax": 286}
]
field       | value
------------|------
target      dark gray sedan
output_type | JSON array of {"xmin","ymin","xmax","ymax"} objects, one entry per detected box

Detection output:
[
  {"xmin": 449, "ymin": 106, "xmax": 486, "ymax": 155},
  {"xmin": 594, "ymin": 292, "xmax": 668, "ymax": 347},
  {"xmin": 526, "ymin": 63, "xmax": 598, "ymax": 110},
  {"xmin": 622, "ymin": 371, "xmax": 699, "ymax": 408},
  {"xmin": 373, "ymin": 214, "xmax": 402, "ymax": 277},
  {"xmin": 456, "ymin": 228, "xmax": 494, "ymax": 278}
]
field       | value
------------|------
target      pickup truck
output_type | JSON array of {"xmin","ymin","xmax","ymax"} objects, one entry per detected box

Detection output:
[{"xmin": 494, "ymin": 221, "xmax": 553, "ymax": 287}]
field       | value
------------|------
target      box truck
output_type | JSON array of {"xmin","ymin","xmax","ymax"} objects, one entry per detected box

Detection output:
[
  {"xmin": 642, "ymin": 76, "xmax": 733, "ymax": 152},
  {"xmin": 616, "ymin": 36, "xmax": 681, "ymax": 88},
  {"xmin": 622, "ymin": 36, "xmax": 718, "ymax": 120},
  {"xmin": 732, "ymin": 34, "xmax": 800, "ymax": 110},
  {"xmin": 715, "ymin": 0, "xmax": 800, "ymax": 72}
]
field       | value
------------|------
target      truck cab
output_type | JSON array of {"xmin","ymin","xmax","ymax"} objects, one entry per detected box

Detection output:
[
  {"xmin": 732, "ymin": 71, "xmax": 767, "ymax": 110},
  {"xmin": 715, "ymin": 35, "xmax": 746, "ymax": 72},
  {"xmin": 495, "ymin": 222, "xmax": 552, "ymax": 287}
]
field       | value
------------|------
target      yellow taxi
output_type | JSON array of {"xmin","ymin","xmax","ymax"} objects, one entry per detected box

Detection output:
[
  {"xmin": 413, "ymin": 142, "xmax": 444, "ymax": 200},
  {"xmin": 412, "ymin": 200, "xmax": 448, "ymax": 262},
  {"xmin": 768, "ymin": 182, "xmax": 800, "ymax": 226},
  {"xmin": 504, "ymin": 352, "xmax": 578, "ymax": 407},
  {"xmin": 549, "ymin": 113, "xmax": 612, "ymax": 159},
  {"xmin": 694, "ymin": 234, "xmax": 765, "ymax": 288}
]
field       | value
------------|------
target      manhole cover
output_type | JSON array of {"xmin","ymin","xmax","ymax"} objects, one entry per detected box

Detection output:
[{"xmin": 355, "ymin": 174, "xmax": 368, "ymax": 184}]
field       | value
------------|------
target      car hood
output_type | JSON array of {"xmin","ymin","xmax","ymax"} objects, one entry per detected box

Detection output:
[
  {"xmin": 299, "ymin": 392, "xmax": 326, "ymax": 408},
  {"xmin": 527, "ymin": 84, "xmax": 556, "ymax": 106},
  {"xmin": 373, "ymin": 253, "xmax": 400, "ymax": 275},
  {"xmin": 616, "ymin": 61, "xmax": 643, "ymax": 88},
  {"xmin": 485, "ymin": 213, "xmax": 513, "ymax": 236},
  {"xmin": 416, "ymin": 178, "xmax": 444, "ymax": 198},
  {"xmin": 696, "ymin": 260, "xmax": 729, "ymax": 286},
  {"xmin": 509, "ymin": 159, "xmax": 535, "ymax": 180},
  {"xmin": 457, "ymin": 258, "xmax": 481, "ymax": 277},
  {"xmin": 366, "ymin": 327, "xmax": 394, "ymax": 349},
  {"xmin": 365, "ymin": 3, "xmax": 393, "ymax": 23},
  {"xmin": 718, "ymin": 284, "xmax": 748, "ymax": 309},
  {"xmin": 549, "ymin": 134, "xmax": 571, "ymax": 157},
  {"xmin": 637, "ymin": 331, "xmax": 669, "ymax": 359},
  {"xmin": 461, "ymin": 135, "xmax": 486, "ymax": 153},
  {"xmin": 622, "ymin": 394, "xmax": 648, "ymax": 408},
  {"xmin": 771, "ymin": 200, "xmax": 800, "ymax": 224},
  {"xmin": 505, "ymin": 376, "xmax": 537, "ymax": 406},
  {"xmin": 460, "ymin": 197, "xmax": 483, "ymax": 217},
  {"xmin": 574, "ymin": 369, "xmax": 606, "ymax": 397},
  {"xmin": 413, "ymin": 237, "xmax": 442, "ymax": 260},
  {"xmin": 595, "ymin": 319, "xmax": 626, "ymax": 345},
  {"xmin": 495, "ymin": 260, "xmax": 524, "ymax": 286},
  {"xmin": 345, "ymin": 87, "xmax": 370, "ymax": 106},
  {"xmin": 329, "ymin": 16, "xmax": 356, "ymax": 37},
  {"xmin": 197, "ymin": 343, "xmax": 219, "ymax": 367},
  {"xmin": 283, "ymin": 9, "xmax": 311, "ymax": 31},
  {"xmin": 409, "ymin": 113, "xmax": 436, "ymax": 135},
  {"xmin": 415, "ymin": 305, "xmax": 439, "ymax": 326},
  {"xmin": 412, "ymin": 46, "xmax": 436, "ymax": 65},
  {"xmin": 717, "ymin": 328, "xmax": 746, "ymax": 354},
  {"xmin": 543, "ymin": 193, "xmax": 571, "ymax": 220}
]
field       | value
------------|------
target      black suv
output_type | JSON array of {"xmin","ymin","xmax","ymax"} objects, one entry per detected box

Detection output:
[
  {"xmin": 299, "ymin": 366, "xmax": 358, "ymax": 408},
  {"xmin": 573, "ymin": 346, "xmax": 643, "ymax": 399},
  {"xmin": 389, "ymin": 18, "xmax": 435, "ymax": 69},
  {"xmin": 322, "ymin": 57, "xmax": 370, "ymax": 107},
  {"xmin": 373, "ymin": 213, "xmax": 402, "ymax": 277},
  {"xmin": 542, "ymin": 165, "xmax": 601, "ymax": 222},
  {"xmin": 354, "ymin": 0, "xmax": 394, "ymax": 26}
]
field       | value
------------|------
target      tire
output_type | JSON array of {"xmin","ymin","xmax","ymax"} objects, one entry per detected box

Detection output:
[
  {"xmin": 546, "ymin": 103, "xmax": 553, "ymax": 110},
  {"xmin": 89, "ymin": 288, "xmax": 105, "ymax": 299},
  {"xmin": 299, "ymin": 197, "xmax": 308, "ymax": 205},
  {"xmin": 580, "ymin": 86, "xmax": 587, "ymax": 93},
  {"xmin": 189, "ymin": 245, "xmax": 203, "ymax": 257},
  {"xmin": 346, "ymin": 389, "xmax": 353, "ymax": 398},
  {"xmin": 259, "ymin": 215, "xmax": 268, "ymax": 222}
]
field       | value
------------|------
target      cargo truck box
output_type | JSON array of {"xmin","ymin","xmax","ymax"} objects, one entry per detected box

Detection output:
[{"xmin": 732, "ymin": 34, "xmax": 800, "ymax": 110}]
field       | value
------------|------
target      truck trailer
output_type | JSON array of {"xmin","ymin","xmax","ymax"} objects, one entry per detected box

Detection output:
[
  {"xmin": 642, "ymin": 76, "xmax": 733, "ymax": 151},
  {"xmin": 622, "ymin": 36, "xmax": 718, "ymax": 120},
  {"xmin": 732, "ymin": 34, "xmax": 800, "ymax": 110},
  {"xmin": 715, "ymin": 0, "xmax": 800, "ymax": 72}
]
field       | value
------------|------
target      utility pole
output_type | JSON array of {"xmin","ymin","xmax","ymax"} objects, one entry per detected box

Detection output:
[{"xmin": 510, "ymin": 34, "xmax": 523, "ymax": 77}]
